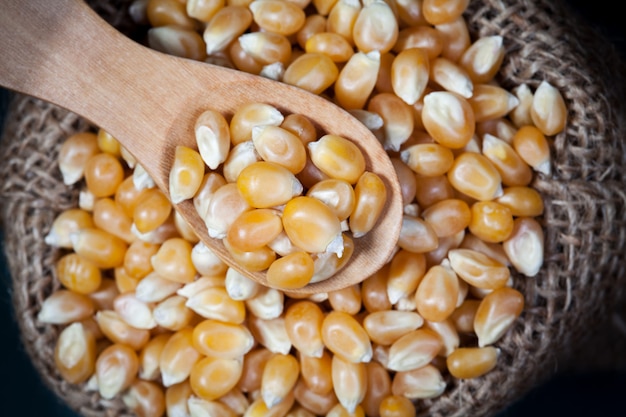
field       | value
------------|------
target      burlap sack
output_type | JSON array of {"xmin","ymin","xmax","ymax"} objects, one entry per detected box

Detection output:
[{"xmin": 1, "ymin": 1, "xmax": 625, "ymax": 416}]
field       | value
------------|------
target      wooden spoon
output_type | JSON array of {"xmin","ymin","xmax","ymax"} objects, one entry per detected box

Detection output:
[{"xmin": 0, "ymin": 0, "xmax": 402, "ymax": 293}]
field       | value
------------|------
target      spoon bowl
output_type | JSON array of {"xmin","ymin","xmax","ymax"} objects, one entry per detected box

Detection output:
[{"xmin": 0, "ymin": 0, "xmax": 403, "ymax": 293}]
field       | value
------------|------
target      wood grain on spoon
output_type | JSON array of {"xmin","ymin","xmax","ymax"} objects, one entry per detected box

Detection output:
[{"xmin": 0, "ymin": 0, "xmax": 403, "ymax": 293}]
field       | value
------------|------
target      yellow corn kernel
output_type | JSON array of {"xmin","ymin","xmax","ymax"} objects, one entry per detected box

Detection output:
[
  {"xmin": 390, "ymin": 47, "xmax": 429, "ymax": 106},
  {"xmin": 422, "ymin": 0, "xmax": 469, "ymax": 25},
  {"xmin": 280, "ymin": 113, "xmax": 317, "ymax": 146},
  {"xmin": 245, "ymin": 391, "xmax": 295, "ymax": 417},
  {"xmin": 283, "ymin": 52, "xmax": 339, "ymax": 95},
  {"xmin": 414, "ymin": 174, "xmax": 455, "ymax": 208},
  {"xmin": 387, "ymin": 250, "xmax": 426, "ymax": 304},
  {"xmin": 450, "ymin": 298, "xmax": 480, "ymax": 333},
  {"xmin": 327, "ymin": 403, "xmax": 365, "ymax": 417},
  {"xmin": 187, "ymin": 396, "xmax": 237, "ymax": 417},
  {"xmin": 296, "ymin": 153, "xmax": 331, "ymax": 189},
  {"xmin": 146, "ymin": 0, "xmax": 196, "ymax": 28},
  {"xmin": 113, "ymin": 292, "xmax": 157, "ymax": 330},
  {"xmin": 509, "ymin": 84, "xmax": 534, "ymax": 128},
  {"xmin": 194, "ymin": 174, "xmax": 227, "ymax": 222},
  {"xmin": 361, "ymin": 265, "xmax": 392, "ymax": 313},
  {"xmin": 68, "ymin": 226, "xmax": 127, "ymax": 269},
  {"xmin": 250, "ymin": 0, "xmax": 306, "ymax": 35},
  {"xmin": 389, "ymin": 158, "xmax": 416, "ymax": 207},
  {"xmin": 512, "ymin": 125, "xmax": 551, "ymax": 175},
  {"xmin": 238, "ymin": 32, "xmax": 292, "ymax": 66},
  {"xmin": 284, "ymin": 300, "xmax": 325, "ymax": 358},
  {"xmin": 56, "ymin": 253, "xmax": 102, "ymax": 295},
  {"xmin": 205, "ymin": 182, "xmax": 252, "ymax": 239},
  {"xmin": 495, "ymin": 186, "xmax": 544, "ymax": 218},
  {"xmin": 460, "ymin": 233, "xmax": 510, "ymax": 268},
  {"xmin": 54, "ymin": 322, "xmax": 97, "ymax": 384},
  {"xmin": 229, "ymin": 38, "xmax": 265, "ymax": 75},
  {"xmin": 45, "ymin": 208, "xmax": 94, "ymax": 248},
  {"xmin": 334, "ymin": 51, "xmax": 380, "ymax": 110},
  {"xmin": 95, "ymin": 343, "xmax": 139, "ymax": 400},
  {"xmin": 294, "ymin": 377, "xmax": 339, "ymax": 416},
  {"xmin": 225, "ymin": 267, "xmax": 262, "ymax": 301},
  {"xmin": 159, "ymin": 327, "xmax": 202, "ymax": 387},
  {"xmin": 95, "ymin": 310, "xmax": 150, "ymax": 350},
  {"xmin": 363, "ymin": 310, "xmax": 424, "ymax": 346},
  {"xmin": 331, "ymin": 355, "xmax": 367, "ymax": 413},
  {"xmin": 150, "ymin": 237, "xmax": 196, "ymax": 283},
  {"xmin": 169, "ymin": 145, "xmax": 205, "ymax": 204},
  {"xmin": 397, "ymin": 214, "xmax": 439, "ymax": 253},
  {"xmin": 133, "ymin": 188, "xmax": 172, "ymax": 234},
  {"xmin": 435, "ymin": 16, "xmax": 471, "ymax": 61},
  {"xmin": 328, "ymin": 284, "xmax": 363, "ymax": 315},
  {"xmin": 447, "ymin": 152, "xmax": 502, "ymax": 201},
  {"xmin": 248, "ymin": 315, "xmax": 292, "ymax": 355},
  {"xmin": 469, "ymin": 84, "xmax": 520, "ymax": 122},
  {"xmin": 425, "ymin": 228, "xmax": 465, "ymax": 267},
  {"xmin": 222, "ymin": 237, "xmax": 277, "ymax": 272},
  {"xmin": 322, "ymin": 311, "xmax": 372, "ymax": 363},
  {"xmin": 186, "ymin": 0, "xmax": 224, "ymax": 22},
  {"xmin": 430, "ymin": 57, "xmax": 473, "ymax": 98},
  {"xmin": 503, "ymin": 217, "xmax": 544, "ymax": 277},
  {"xmin": 138, "ymin": 332, "xmax": 171, "ymax": 380},
  {"xmin": 447, "ymin": 346, "xmax": 499, "ymax": 379},
  {"xmin": 147, "ymin": 25, "xmax": 207, "ymax": 61},
  {"xmin": 282, "ymin": 196, "xmax": 343, "ymax": 254},
  {"xmin": 238, "ymin": 347, "xmax": 273, "ymax": 393},
  {"xmin": 297, "ymin": 13, "xmax": 327, "ymax": 49},
  {"xmin": 415, "ymin": 262, "xmax": 459, "ymax": 322},
  {"xmin": 226, "ymin": 208, "xmax": 283, "ymax": 252},
  {"xmin": 186, "ymin": 286, "xmax": 246, "ymax": 324},
  {"xmin": 224, "ymin": 141, "xmax": 263, "ymax": 184},
  {"xmin": 308, "ymin": 134, "xmax": 365, "ymax": 184},
  {"xmin": 474, "ymin": 287, "xmax": 524, "ymax": 346},
  {"xmin": 177, "ymin": 275, "xmax": 224, "ymax": 300},
  {"xmin": 122, "ymin": 379, "xmax": 166, "ymax": 417},
  {"xmin": 358, "ymin": 361, "xmax": 390, "ymax": 417},
  {"xmin": 386, "ymin": 328, "xmax": 442, "ymax": 372},
  {"xmin": 122, "ymin": 239, "xmax": 158, "ymax": 280},
  {"xmin": 378, "ymin": 395, "xmax": 415, "ymax": 417},
  {"xmin": 166, "ymin": 381, "xmax": 193, "ymax": 417},
  {"xmin": 326, "ymin": 0, "xmax": 359, "ymax": 45},
  {"xmin": 230, "ymin": 103, "xmax": 285, "ymax": 146},
  {"xmin": 267, "ymin": 251, "xmax": 315, "ymax": 290},
  {"xmin": 237, "ymin": 161, "xmax": 303, "ymax": 209},
  {"xmin": 421, "ymin": 198, "xmax": 471, "ymax": 238},
  {"xmin": 299, "ymin": 350, "xmax": 334, "ymax": 395},
  {"xmin": 307, "ymin": 179, "xmax": 355, "ymax": 222},
  {"xmin": 448, "ymin": 248, "xmax": 510, "ymax": 289},
  {"xmin": 424, "ymin": 318, "xmax": 460, "ymax": 357},
  {"xmin": 349, "ymin": 171, "xmax": 387, "ymax": 238},
  {"xmin": 306, "ymin": 32, "xmax": 354, "ymax": 63},
  {"xmin": 374, "ymin": 51, "xmax": 395, "ymax": 95},
  {"xmin": 261, "ymin": 353, "xmax": 300, "ymax": 408},
  {"xmin": 469, "ymin": 201, "xmax": 514, "ymax": 243},
  {"xmin": 190, "ymin": 356, "xmax": 243, "ymax": 401},
  {"xmin": 93, "ymin": 197, "xmax": 136, "ymax": 243},
  {"xmin": 203, "ymin": 6, "xmax": 253, "ymax": 54},
  {"xmin": 58, "ymin": 131, "xmax": 100, "ymax": 185},
  {"xmin": 530, "ymin": 80, "xmax": 567, "ymax": 136},
  {"xmin": 95, "ymin": 128, "xmax": 121, "ymax": 157},
  {"xmin": 391, "ymin": 364, "xmax": 446, "ymax": 399},
  {"xmin": 368, "ymin": 92, "xmax": 415, "ymax": 152},
  {"xmin": 114, "ymin": 175, "xmax": 148, "ymax": 217},
  {"xmin": 353, "ymin": 0, "xmax": 398, "ymax": 53},
  {"xmin": 192, "ymin": 319, "xmax": 254, "ymax": 358},
  {"xmin": 252, "ymin": 125, "xmax": 307, "ymax": 174},
  {"xmin": 459, "ymin": 35, "xmax": 505, "ymax": 84},
  {"xmin": 394, "ymin": 25, "xmax": 443, "ymax": 59},
  {"xmin": 400, "ymin": 143, "xmax": 454, "ymax": 178},
  {"xmin": 422, "ymin": 91, "xmax": 475, "ymax": 149},
  {"xmin": 135, "ymin": 271, "xmax": 182, "ymax": 303},
  {"xmin": 84, "ymin": 153, "xmax": 125, "ymax": 198}
]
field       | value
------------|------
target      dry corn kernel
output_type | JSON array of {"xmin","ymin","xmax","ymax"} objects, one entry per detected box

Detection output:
[
  {"xmin": 203, "ymin": 5, "xmax": 252, "ymax": 54},
  {"xmin": 115, "ymin": 175, "xmax": 148, "ymax": 217},
  {"xmin": 150, "ymin": 237, "xmax": 196, "ymax": 283},
  {"xmin": 430, "ymin": 57, "xmax": 473, "ymax": 98},
  {"xmin": 448, "ymin": 248, "xmax": 510, "ymax": 289},
  {"xmin": 368, "ymin": 92, "xmax": 415, "ymax": 152},
  {"xmin": 474, "ymin": 287, "xmax": 524, "ymax": 346},
  {"xmin": 447, "ymin": 152, "xmax": 502, "ymax": 201},
  {"xmin": 239, "ymin": 31, "xmax": 292, "ymax": 66},
  {"xmin": 363, "ymin": 310, "xmax": 424, "ymax": 346},
  {"xmin": 192, "ymin": 319, "xmax": 254, "ymax": 358},
  {"xmin": 469, "ymin": 201, "xmax": 514, "ymax": 243},
  {"xmin": 237, "ymin": 161, "xmax": 303, "ymax": 209},
  {"xmin": 469, "ymin": 84, "xmax": 519, "ymax": 122},
  {"xmin": 248, "ymin": 315, "xmax": 292, "ymax": 355},
  {"xmin": 328, "ymin": 284, "xmax": 363, "ymax": 316},
  {"xmin": 496, "ymin": 186, "xmax": 544, "ymax": 217},
  {"xmin": 135, "ymin": 271, "xmax": 183, "ymax": 303},
  {"xmin": 187, "ymin": 396, "xmax": 237, "ymax": 417},
  {"xmin": 387, "ymin": 250, "xmax": 426, "ymax": 304},
  {"xmin": 422, "ymin": 91, "xmax": 475, "ymax": 149},
  {"xmin": 435, "ymin": 15, "xmax": 471, "ymax": 61},
  {"xmin": 244, "ymin": 285, "xmax": 283, "ymax": 319},
  {"xmin": 138, "ymin": 332, "xmax": 171, "ymax": 380},
  {"xmin": 169, "ymin": 145, "xmax": 205, "ymax": 204},
  {"xmin": 313, "ymin": 0, "xmax": 339, "ymax": 15},
  {"xmin": 322, "ymin": 311, "xmax": 372, "ymax": 363},
  {"xmin": 390, "ymin": 47, "xmax": 429, "ymax": 106},
  {"xmin": 58, "ymin": 131, "xmax": 101, "ymax": 185},
  {"xmin": 84, "ymin": 153, "xmax": 125, "ymax": 198},
  {"xmin": 230, "ymin": 102, "xmax": 285, "ymax": 146},
  {"xmin": 165, "ymin": 381, "xmax": 193, "ymax": 417},
  {"xmin": 512, "ymin": 125, "xmax": 551, "ymax": 175},
  {"xmin": 246, "ymin": 391, "xmax": 295, "ymax": 417},
  {"xmin": 133, "ymin": 188, "xmax": 172, "ymax": 234},
  {"xmin": 190, "ymin": 356, "xmax": 244, "ymax": 401},
  {"xmin": 95, "ymin": 343, "xmax": 139, "ymax": 400},
  {"xmin": 92, "ymin": 197, "xmax": 135, "ymax": 244},
  {"xmin": 414, "ymin": 174, "xmax": 455, "ymax": 208},
  {"xmin": 223, "ymin": 237, "xmax": 277, "ymax": 272},
  {"xmin": 252, "ymin": 125, "xmax": 307, "ymax": 174},
  {"xmin": 122, "ymin": 379, "xmax": 166, "ymax": 417},
  {"xmin": 250, "ymin": 0, "xmax": 306, "ymax": 35},
  {"xmin": 397, "ymin": 214, "xmax": 439, "ymax": 254},
  {"xmin": 334, "ymin": 51, "xmax": 380, "ymax": 110},
  {"xmin": 227, "ymin": 208, "xmax": 283, "ymax": 252},
  {"xmin": 186, "ymin": 0, "xmax": 224, "ymax": 22},
  {"xmin": 147, "ymin": 0, "xmax": 197, "ymax": 28},
  {"xmin": 160, "ymin": 327, "xmax": 202, "ymax": 387},
  {"xmin": 401, "ymin": 143, "xmax": 454, "ymax": 178},
  {"xmin": 284, "ymin": 300, "xmax": 325, "ymax": 358},
  {"xmin": 509, "ymin": 83, "xmax": 534, "ymax": 128},
  {"xmin": 378, "ymin": 394, "xmax": 415, "ymax": 417},
  {"xmin": 261, "ymin": 353, "xmax": 300, "ymax": 408},
  {"xmin": 359, "ymin": 361, "xmax": 391, "ymax": 417},
  {"xmin": 459, "ymin": 35, "xmax": 505, "ymax": 84},
  {"xmin": 415, "ymin": 262, "xmax": 459, "ymax": 322},
  {"xmin": 530, "ymin": 80, "xmax": 567, "ymax": 136},
  {"xmin": 299, "ymin": 350, "xmax": 334, "ymax": 395},
  {"xmin": 88, "ymin": 278, "xmax": 120, "ymax": 311},
  {"xmin": 148, "ymin": 25, "xmax": 207, "ymax": 60},
  {"xmin": 421, "ymin": 198, "xmax": 471, "ymax": 238},
  {"xmin": 391, "ymin": 364, "xmax": 446, "ymax": 399},
  {"xmin": 349, "ymin": 171, "xmax": 387, "ymax": 238},
  {"xmin": 294, "ymin": 377, "xmax": 338, "ymax": 416},
  {"xmin": 45, "ymin": 208, "xmax": 94, "ymax": 248},
  {"xmin": 266, "ymin": 251, "xmax": 315, "ymax": 290},
  {"xmin": 306, "ymin": 32, "xmax": 354, "ymax": 63},
  {"xmin": 238, "ymin": 347, "xmax": 272, "ymax": 393},
  {"xmin": 503, "ymin": 217, "xmax": 544, "ymax": 277},
  {"xmin": 186, "ymin": 285, "xmax": 247, "ymax": 324},
  {"xmin": 283, "ymin": 52, "xmax": 339, "ymax": 95},
  {"xmin": 282, "ymin": 196, "xmax": 342, "ymax": 254},
  {"xmin": 70, "ymin": 227, "xmax": 128, "ymax": 269},
  {"xmin": 113, "ymin": 291, "xmax": 157, "ymax": 330},
  {"xmin": 56, "ymin": 253, "xmax": 102, "ymax": 295},
  {"xmin": 386, "ymin": 328, "xmax": 442, "ymax": 372},
  {"xmin": 297, "ymin": 13, "xmax": 327, "ymax": 49},
  {"xmin": 331, "ymin": 355, "xmax": 367, "ymax": 413},
  {"xmin": 424, "ymin": 318, "xmax": 460, "ymax": 356},
  {"xmin": 353, "ymin": 0, "xmax": 398, "ymax": 54},
  {"xmin": 153, "ymin": 294, "xmax": 195, "ymax": 331},
  {"xmin": 54, "ymin": 322, "xmax": 97, "ymax": 384},
  {"xmin": 205, "ymin": 182, "xmax": 252, "ymax": 239},
  {"xmin": 447, "ymin": 346, "xmax": 499, "ymax": 379},
  {"xmin": 361, "ymin": 266, "xmax": 392, "ymax": 313},
  {"xmin": 308, "ymin": 134, "xmax": 365, "ymax": 184},
  {"xmin": 96, "ymin": 129, "xmax": 120, "ymax": 157},
  {"xmin": 95, "ymin": 309, "xmax": 150, "ymax": 350}
]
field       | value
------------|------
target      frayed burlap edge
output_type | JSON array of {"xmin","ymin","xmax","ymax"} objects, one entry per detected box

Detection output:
[{"xmin": 1, "ymin": 1, "xmax": 626, "ymax": 417}]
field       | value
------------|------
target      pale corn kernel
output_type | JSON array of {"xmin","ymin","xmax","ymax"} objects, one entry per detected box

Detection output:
[
  {"xmin": 352, "ymin": 0, "xmax": 398, "ymax": 54},
  {"xmin": 474, "ymin": 287, "xmax": 524, "ymax": 347},
  {"xmin": 173, "ymin": 210, "xmax": 199, "ymax": 244},
  {"xmin": 469, "ymin": 201, "xmax": 514, "ymax": 243},
  {"xmin": 95, "ymin": 309, "xmax": 151, "ymax": 350},
  {"xmin": 495, "ymin": 186, "xmax": 544, "ymax": 218},
  {"xmin": 190, "ymin": 243, "xmax": 228, "ymax": 280},
  {"xmin": 363, "ymin": 310, "xmax": 424, "ymax": 346},
  {"xmin": 93, "ymin": 197, "xmax": 136, "ymax": 243},
  {"xmin": 58, "ymin": 131, "xmax": 100, "ymax": 185},
  {"xmin": 186, "ymin": 286, "xmax": 246, "ymax": 324},
  {"xmin": 54, "ymin": 322, "xmax": 97, "ymax": 384},
  {"xmin": 238, "ymin": 32, "xmax": 292, "ymax": 66},
  {"xmin": 326, "ymin": 0, "xmax": 360, "ymax": 45},
  {"xmin": 223, "ymin": 141, "xmax": 261, "ymax": 183},
  {"xmin": 120, "ymin": 145, "xmax": 137, "ymax": 169},
  {"xmin": 84, "ymin": 153, "xmax": 125, "ymax": 198},
  {"xmin": 401, "ymin": 143, "xmax": 454, "ymax": 178},
  {"xmin": 435, "ymin": 16, "xmax": 471, "ymax": 62},
  {"xmin": 115, "ymin": 175, "xmax": 148, "ymax": 217},
  {"xmin": 194, "ymin": 109, "xmax": 231, "ymax": 171},
  {"xmin": 509, "ymin": 84, "xmax": 534, "ymax": 128},
  {"xmin": 469, "ymin": 84, "xmax": 520, "ymax": 122},
  {"xmin": 293, "ymin": 378, "xmax": 339, "ymax": 416},
  {"xmin": 530, "ymin": 80, "xmax": 567, "ymax": 136},
  {"xmin": 415, "ymin": 261, "xmax": 459, "ymax": 322},
  {"xmin": 322, "ymin": 311, "xmax": 372, "ymax": 363},
  {"xmin": 450, "ymin": 298, "xmax": 480, "ymax": 334},
  {"xmin": 225, "ymin": 267, "xmax": 261, "ymax": 300},
  {"xmin": 447, "ymin": 152, "xmax": 502, "ymax": 201},
  {"xmin": 297, "ymin": 14, "xmax": 327, "ymax": 49},
  {"xmin": 421, "ymin": 198, "xmax": 471, "ymax": 238},
  {"xmin": 310, "ymin": 234, "xmax": 354, "ymax": 283},
  {"xmin": 283, "ymin": 53, "xmax": 339, "ymax": 95},
  {"xmin": 187, "ymin": 396, "xmax": 237, "ymax": 417},
  {"xmin": 307, "ymin": 179, "xmax": 356, "ymax": 222},
  {"xmin": 430, "ymin": 57, "xmax": 473, "ymax": 98},
  {"xmin": 56, "ymin": 253, "xmax": 102, "ymax": 295},
  {"xmin": 135, "ymin": 271, "xmax": 183, "ymax": 303},
  {"xmin": 204, "ymin": 182, "xmax": 252, "ymax": 238},
  {"xmin": 148, "ymin": 25, "xmax": 207, "ymax": 61},
  {"xmin": 390, "ymin": 364, "xmax": 446, "ymax": 399},
  {"xmin": 194, "ymin": 176, "xmax": 227, "ymax": 229},
  {"xmin": 361, "ymin": 266, "xmax": 392, "ymax": 313},
  {"xmin": 146, "ymin": 0, "xmax": 197, "ymax": 28},
  {"xmin": 252, "ymin": 125, "xmax": 307, "ymax": 174},
  {"xmin": 192, "ymin": 319, "xmax": 254, "ymax": 358},
  {"xmin": 257, "ymin": 61, "xmax": 285, "ymax": 81},
  {"xmin": 305, "ymin": 32, "xmax": 354, "ymax": 63},
  {"xmin": 45, "ymin": 208, "xmax": 94, "ymax": 248},
  {"xmin": 394, "ymin": 25, "xmax": 443, "ymax": 59},
  {"xmin": 284, "ymin": 300, "xmax": 325, "ymax": 357},
  {"xmin": 95, "ymin": 343, "xmax": 139, "ymax": 400},
  {"xmin": 222, "ymin": 237, "xmax": 277, "ymax": 272},
  {"xmin": 282, "ymin": 196, "xmax": 342, "ymax": 254},
  {"xmin": 133, "ymin": 188, "xmax": 172, "ymax": 234},
  {"xmin": 247, "ymin": 315, "xmax": 292, "ymax": 355},
  {"xmin": 138, "ymin": 332, "xmax": 171, "ymax": 380},
  {"xmin": 250, "ymin": 0, "xmax": 306, "ymax": 35},
  {"xmin": 261, "ymin": 353, "xmax": 300, "ymax": 408},
  {"xmin": 448, "ymin": 248, "xmax": 510, "ymax": 289},
  {"xmin": 38, "ymin": 289, "xmax": 95, "ymax": 324},
  {"xmin": 390, "ymin": 158, "xmax": 417, "ymax": 207},
  {"xmin": 190, "ymin": 356, "xmax": 243, "ymax": 401},
  {"xmin": 414, "ymin": 174, "xmax": 455, "ymax": 208},
  {"xmin": 503, "ymin": 217, "xmax": 544, "ymax": 277},
  {"xmin": 160, "ymin": 327, "xmax": 202, "ymax": 387},
  {"xmin": 186, "ymin": 0, "xmax": 224, "ymax": 22},
  {"xmin": 459, "ymin": 36, "xmax": 505, "ymax": 84},
  {"xmin": 88, "ymin": 278, "xmax": 120, "ymax": 310},
  {"xmin": 349, "ymin": 171, "xmax": 387, "ymax": 238},
  {"xmin": 178, "ymin": 275, "xmax": 225, "ymax": 298},
  {"xmin": 512, "ymin": 125, "xmax": 551, "ymax": 175},
  {"xmin": 267, "ymin": 251, "xmax": 316, "ymax": 290},
  {"xmin": 397, "ymin": 215, "xmax": 439, "ymax": 254},
  {"xmin": 237, "ymin": 161, "xmax": 303, "ymax": 208},
  {"xmin": 239, "ymin": 347, "xmax": 273, "ymax": 393},
  {"xmin": 368, "ymin": 92, "xmax": 415, "ymax": 152},
  {"xmin": 113, "ymin": 291, "xmax": 157, "ymax": 329},
  {"xmin": 153, "ymin": 294, "xmax": 195, "ymax": 331},
  {"xmin": 387, "ymin": 250, "xmax": 426, "ymax": 304},
  {"xmin": 166, "ymin": 381, "xmax": 194, "ymax": 417},
  {"xmin": 422, "ymin": 0, "xmax": 469, "ymax": 25},
  {"xmin": 219, "ymin": 388, "xmax": 250, "ymax": 415},
  {"xmin": 203, "ymin": 6, "xmax": 253, "ymax": 54},
  {"xmin": 299, "ymin": 350, "xmax": 334, "ymax": 395},
  {"xmin": 133, "ymin": 162, "xmax": 156, "ymax": 190},
  {"xmin": 391, "ymin": 47, "xmax": 430, "ymax": 105},
  {"xmin": 386, "ymin": 328, "xmax": 442, "ymax": 371},
  {"xmin": 331, "ymin": 355, "xmax": 367, "ymax": 413},
  {"xmin": 424, "ymin": 318, "xmax": 459, "ymax": 357},
  {"xmin": 309, "ymin": 134, "xmax": 366, "ymax": 184},
  {"xmin": 328, "ymin": 284, "xmax": 363, "ymax": 315},
  {"xmin": 334, "ymin": 51, "xmax": 380, "ymax": 110},
  {"xmin": 122, "ymin": 379, "xmax": 166, "ymax": 417},
  {"xmin": 447, "ymin": 346, "xmax": 499, "ymax": 379},
  {"xmin": 422, "ymin": 91, "xmax": 475, "ymax": 149},
  {"xmin": 245, "ymin": 286, "xmax": 284, "ymax": 320}
]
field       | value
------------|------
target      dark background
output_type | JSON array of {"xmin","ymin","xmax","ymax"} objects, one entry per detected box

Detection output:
[{"xmin": 1, "ymin": 0, "xmax": 625, "ymax": 415}]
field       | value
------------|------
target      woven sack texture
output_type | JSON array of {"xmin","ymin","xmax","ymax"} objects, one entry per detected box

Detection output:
[{"xmin": 1, "ymin": 1, "xmax": 626, "ymax": 416}]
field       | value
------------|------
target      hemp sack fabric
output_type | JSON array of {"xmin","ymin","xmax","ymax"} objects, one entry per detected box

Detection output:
[{"xmin": 1, "ymin": 1, "xmax": 626, "ymax": 417}]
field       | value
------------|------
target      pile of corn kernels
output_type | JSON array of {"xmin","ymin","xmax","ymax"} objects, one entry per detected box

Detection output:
[{"xmin": 39, "ymin": 0, "xmax": 567, "ymax": 416}]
